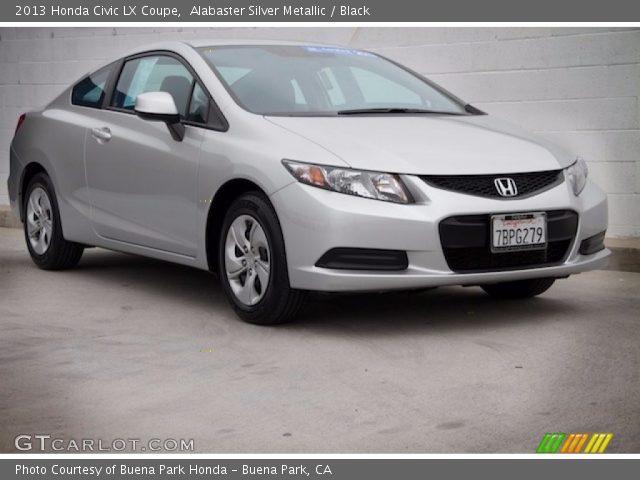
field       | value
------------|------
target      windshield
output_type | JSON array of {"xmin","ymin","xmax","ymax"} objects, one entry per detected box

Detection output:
[{"xmin": 198, "ymin": 45, "xmax": 469, "ymax": 116}]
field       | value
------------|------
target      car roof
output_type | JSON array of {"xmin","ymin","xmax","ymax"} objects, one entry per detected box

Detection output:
[
  {"xmin": 117, "ymin": 39, "xmax": 349, "ymax": 59},
  {"xmin": 185, "ymin": 38, "xmax": 337, "ymax": 48}
]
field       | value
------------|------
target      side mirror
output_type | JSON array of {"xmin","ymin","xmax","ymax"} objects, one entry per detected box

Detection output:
[{"xmin": 134, "ymin": 91, "xmax": 185, "ymax": 141}]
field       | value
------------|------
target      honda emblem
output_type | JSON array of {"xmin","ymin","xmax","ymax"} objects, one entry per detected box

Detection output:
[{"xmin": 494, "ymin": 177, "xmax": 518, "ymax": 197}]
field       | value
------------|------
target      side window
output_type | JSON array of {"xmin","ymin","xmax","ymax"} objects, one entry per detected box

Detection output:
[
  {"xmin": 71, "ymin": 66, "xmax": 111, "ymax": 108},
  {"xmin": 186, "ymin": 83, "xmax": 209, "ymax": 124},
  {"xmin": 112, "ymin": 55, "xmax": 194, "ymax": 118}
]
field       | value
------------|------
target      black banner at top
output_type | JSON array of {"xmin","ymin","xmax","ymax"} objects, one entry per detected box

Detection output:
[{"xmin": 3, "ymin": 0, "xmax": 640, "ymax": 22}]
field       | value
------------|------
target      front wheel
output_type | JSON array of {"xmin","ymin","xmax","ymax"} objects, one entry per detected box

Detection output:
[
  {"xmin": 481, "ymin": 278, "xmax": 556, "ymax": 299},
  {"xmin": 218, "ymin": 192, "xmax": 305, "ymax": 325}
]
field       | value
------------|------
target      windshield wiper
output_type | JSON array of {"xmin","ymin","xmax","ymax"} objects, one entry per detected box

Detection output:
[
  {"xmin": 337, "ymin": 107, "xmax": 464, "ymax": 115},
  {"xmin": 464, "ymin": 104, "xmax": 486, "ymax": 115}
]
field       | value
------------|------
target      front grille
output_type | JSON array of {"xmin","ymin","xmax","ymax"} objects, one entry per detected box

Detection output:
[
  {"xmin": 439, "ymin": 210, "xmax": 578, "ymax": 273},
  {"xmin": 422, "ymin": 170, "xmax": 563, "ymax": 199}
]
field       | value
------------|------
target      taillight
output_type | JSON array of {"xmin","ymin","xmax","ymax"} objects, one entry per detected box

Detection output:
[{"xmin": 15, "ymin": 113, "xmax": 27, "ymax": 135}]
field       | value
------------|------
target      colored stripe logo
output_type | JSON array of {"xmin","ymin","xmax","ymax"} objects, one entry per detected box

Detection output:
[{"xmin": 536, "ymin": 433, "xmax": 612, "ymax": 453}]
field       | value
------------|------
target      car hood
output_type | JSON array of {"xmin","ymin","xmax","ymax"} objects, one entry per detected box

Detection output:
[{"xmin": 265, "ymin": 114, "xmax": 576, "ymax": 175}]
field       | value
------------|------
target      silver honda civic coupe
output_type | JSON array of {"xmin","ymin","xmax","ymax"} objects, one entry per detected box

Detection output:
[{"xmin": 8, "ymin": 40, "xmax": 609, "ymax": 324}]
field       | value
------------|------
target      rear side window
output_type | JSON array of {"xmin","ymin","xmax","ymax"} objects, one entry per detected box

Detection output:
[{"xmin": 71, "ymin": 66, "xmax": 111, "ymax": 108}]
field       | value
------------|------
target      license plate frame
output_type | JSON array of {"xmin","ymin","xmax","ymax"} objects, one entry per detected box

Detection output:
[{"xmin": 490, "ymin": 212, "xmax": 547, "ymax": 253}]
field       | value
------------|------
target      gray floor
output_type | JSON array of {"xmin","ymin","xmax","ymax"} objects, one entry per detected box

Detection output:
[{"xmin": 1, "ymin": 227, "xmax": 639, "ymax": 453}]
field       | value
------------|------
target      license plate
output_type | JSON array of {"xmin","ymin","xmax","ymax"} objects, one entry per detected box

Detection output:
[{"xmin": 491, "ymin": 212, "xmax": 547, "ymax": 252}]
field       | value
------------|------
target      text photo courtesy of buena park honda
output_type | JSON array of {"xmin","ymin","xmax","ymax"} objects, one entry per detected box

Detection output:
[{"xmin": 1, "ymin": 27, "xmax": 639, "ymax": 453}]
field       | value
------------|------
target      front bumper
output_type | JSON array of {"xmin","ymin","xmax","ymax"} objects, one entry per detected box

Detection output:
[{"xmin": 270, "ymin": 175, "xmax": 609, "ymax": 292}]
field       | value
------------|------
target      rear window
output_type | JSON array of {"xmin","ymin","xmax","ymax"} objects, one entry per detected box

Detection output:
[{"xmin": 71, "ymin": 66, "xmax": 111, "ymax": 108}]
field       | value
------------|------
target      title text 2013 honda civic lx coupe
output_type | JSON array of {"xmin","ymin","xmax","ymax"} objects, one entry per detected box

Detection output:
[{"xmin": 8, "ymin": 41, "xmax": 610, "ymax": 324}]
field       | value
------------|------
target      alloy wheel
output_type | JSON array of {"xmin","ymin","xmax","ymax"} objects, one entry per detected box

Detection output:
[
  {"xmin": 224, "ymin": 214, "xmax": 271, "ymax": 306},
  {"xmin": 26, "ymin": 187, "xmax": 53, "ymax": 255}
]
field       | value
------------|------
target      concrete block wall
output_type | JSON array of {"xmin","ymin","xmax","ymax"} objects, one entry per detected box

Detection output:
[{"xmin": 0, "ymin": 27, "xmax": 638, "ymax": 237}]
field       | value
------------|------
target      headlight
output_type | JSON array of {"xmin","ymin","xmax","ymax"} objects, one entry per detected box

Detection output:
[
  {"xmin": 564, "ymin": 157, "xmax": 588, "ymax": 196},
  {"xmin": 282, "ymin": 160, "xmax": 413, "ymax": 204}
]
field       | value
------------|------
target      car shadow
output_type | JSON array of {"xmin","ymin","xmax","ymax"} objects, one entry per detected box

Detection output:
[
  {"xmin": 70, "ymin": 247, "xmax": 225, "ymax": 305},
  {"xmin": 68, "ymin": 248, "xmax": 578, "ymax": 335},
  {"xmin": 292, "ymin": 287, "xmax": 576, "ymax": 336}
]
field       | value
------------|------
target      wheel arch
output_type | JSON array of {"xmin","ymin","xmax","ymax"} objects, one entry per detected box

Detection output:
[
  {"xmin": 205, "ymin": 178, "xmax": 269, "ymax": 272},
  {"xmin": 19, "ymin": 162, "xmax": 50, "ymax": 222}
]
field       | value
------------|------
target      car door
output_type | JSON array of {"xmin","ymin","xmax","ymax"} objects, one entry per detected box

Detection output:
[{"xmin": 84, "ymin": 53, "xmax": 205, "ymax": 257}]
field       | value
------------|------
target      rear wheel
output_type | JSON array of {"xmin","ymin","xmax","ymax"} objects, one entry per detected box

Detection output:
[
  {"xmin": 23, "ymin": 173, "xmax": 84, "ymax": 270},
  {"xmin": 218, "ymin": 192, "xmax": 305, "ymax": 325},
  {"xmin": 481, "ymin": 278, "xmax": 556, "ymax": 299}
]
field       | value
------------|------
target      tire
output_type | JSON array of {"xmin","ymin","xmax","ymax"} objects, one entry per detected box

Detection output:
[
  {"xmin": 23, "ymin": 172, "xmax": 84, "ymax": 270},
  {"xmin": 217, "ymin": 192, "xmax": 305, "ymax": 325},
  {"xmin": 481, "ymin": 277, "xmax": 556, "ymax": 299}
]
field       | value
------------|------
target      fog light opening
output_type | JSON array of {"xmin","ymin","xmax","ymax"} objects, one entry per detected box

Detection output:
[{"xmin": 579, "ymin": 231, "xmax": 606, "ymax": 256}]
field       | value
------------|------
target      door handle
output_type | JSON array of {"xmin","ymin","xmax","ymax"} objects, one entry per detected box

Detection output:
[{"xmin": 91, "ymin": 127, "xmax": 112, "ymax": 142}]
